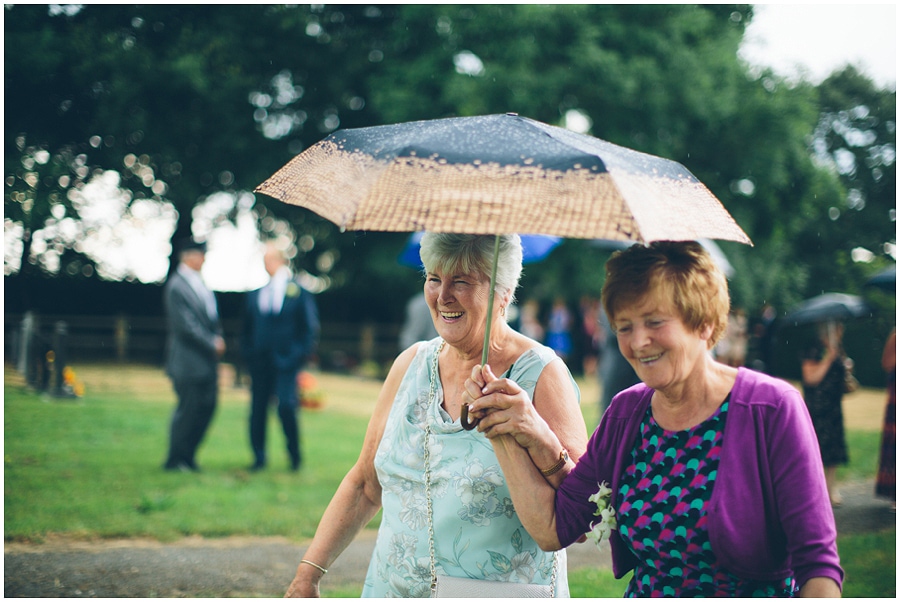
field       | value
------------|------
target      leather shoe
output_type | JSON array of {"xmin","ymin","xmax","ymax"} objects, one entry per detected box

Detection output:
[{"xmin": 163, "ymin": 461, "xmax": 196, "ymax": 473}]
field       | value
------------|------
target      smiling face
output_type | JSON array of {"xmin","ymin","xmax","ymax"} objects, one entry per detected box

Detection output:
[
  {"xmin": 424, "ymin": 267, "xmax": 496, "ymax": 350},
  {"xmin": 612, "ymin": 293, "xmax": 713, "ymax": 394}
]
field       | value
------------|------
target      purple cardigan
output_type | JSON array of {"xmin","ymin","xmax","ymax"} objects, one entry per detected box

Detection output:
[{"xmin": 555, "ymin": 367, "xmax": 843, "ymax": 590}]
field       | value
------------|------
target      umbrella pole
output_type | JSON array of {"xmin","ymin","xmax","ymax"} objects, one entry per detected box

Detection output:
[
  {"xmin": 482, "ymin": 235, "xmax": 501, "ymax": 366},
  {"xmin": 461, "ymin": 234, "xmax": 500, "ymax": 431}
]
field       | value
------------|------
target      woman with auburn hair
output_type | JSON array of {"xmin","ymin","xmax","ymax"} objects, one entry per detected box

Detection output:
[{"xmin": 465, "ymin": 240, "xmax": 843, "ymax": 597}]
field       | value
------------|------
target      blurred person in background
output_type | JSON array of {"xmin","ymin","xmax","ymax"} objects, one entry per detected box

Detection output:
[
  {"xmin": 801, "ymin": 321, "xmax": 851, "ymax": 507},
  {"xmin": 398, "ymin": 291, "xmax": 438, "ymax": 352},
  {"xmin": 465, "ymin": 240, "xmax": 842, "ymax": 597},
  {"xmin": 546, "ymin": 296, "xmax": 574, "ymax": 361},
  {"xmin": 876, "ymin": 329, "xmax": 896, "ymax": 511},
  {"xmin": 241, "ymin": 242, "xmax": 319, "ymax": 472},
  {"xmin": 162, "ymin": 237, "xmax": 225, "ymax": 472},
  {"xmin": 285, "ymin": 233, "xmax": 587, "ymax": 597},
  {"xmin": 579, "ymin": 295, "xmax": 603, "ymax": 377},
  {"xmin": 597, "ymin": 306, "xmax": 639, "ymax": 419},
  {"xmin": 715, "ymin": 307, "xmax": 748, "ymax": 367},
  {"xmin": 516, "ymin": 298, "xmax": 545, "ymax": 343}
]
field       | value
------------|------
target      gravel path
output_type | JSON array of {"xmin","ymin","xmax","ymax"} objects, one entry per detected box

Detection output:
[{"xmin": 5, "ymin": 480, "xmax": 894, "ymax": 598}]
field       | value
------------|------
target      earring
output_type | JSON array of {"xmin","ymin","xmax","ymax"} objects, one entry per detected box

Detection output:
[{"xmin": 500, "ymin": 306, "xmax": 506, "ymax": 316}]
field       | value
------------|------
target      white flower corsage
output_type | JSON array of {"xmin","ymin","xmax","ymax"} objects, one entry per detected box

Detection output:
[{"xmin": 585, "ymin": 481, "xmax": 616, "ymax": 548}]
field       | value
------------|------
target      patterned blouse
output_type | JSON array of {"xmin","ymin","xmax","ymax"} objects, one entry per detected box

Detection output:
[
  {"xmin": 617, "ymin": 398, "xmax": 797, "ymax": 597},
  {"xmin": 362, "ymin": 338, "xmax": 572, "ymax": 597}
]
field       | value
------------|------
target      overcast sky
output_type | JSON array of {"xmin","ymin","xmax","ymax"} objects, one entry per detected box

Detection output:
[{"xmin": 740, "ymin": 3, "xmax": 896, "ymax": 88}]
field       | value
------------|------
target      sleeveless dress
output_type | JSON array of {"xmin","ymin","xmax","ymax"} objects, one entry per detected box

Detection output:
[
  {"xmin": 362, "ymin": 338, "xmax": 575, "ymax": 597},
  {"xmin": 876, "ymin": 368, "xmax": 896, "ymax": 502},
  {"xmin": 801, "ymin": 341, "xmax": 849, "ymax": 467}
]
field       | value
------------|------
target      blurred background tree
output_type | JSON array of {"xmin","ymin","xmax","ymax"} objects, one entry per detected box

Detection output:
[{"xmin": 5, "ymin": 4, "xmax": 895, "ymax": 368}]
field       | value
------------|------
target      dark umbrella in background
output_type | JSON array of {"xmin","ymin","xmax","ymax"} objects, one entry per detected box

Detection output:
[
  {"xmin": 864, "ymin": 265, "xmax": 896, "ymax": 293},
  {"xmin": 256, "ymin": 113, "xmax": 752, "ymax": 427},
  {"xmin": 782, "ymin": 292, "xmax": 872, "ymax": 327}
]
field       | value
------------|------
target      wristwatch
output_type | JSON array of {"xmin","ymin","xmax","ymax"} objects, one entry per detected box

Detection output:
[{"xmin": 539, "ymin": 448, "xmax": 570, "ymax": 476}]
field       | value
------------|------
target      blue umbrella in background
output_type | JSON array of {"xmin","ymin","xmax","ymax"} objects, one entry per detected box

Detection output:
[{"xmin": 398, "ymin": 231, "xmax": 562, "ymax": 269}]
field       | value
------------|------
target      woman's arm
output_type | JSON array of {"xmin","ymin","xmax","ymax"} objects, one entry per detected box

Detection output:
[
  {"xmin": 882, "ymin": 330, "xmax": 896, "ymax": 373},
  {"xmin": 801, "ymin": 344, "xmax": 838, "ymax": 387},
  {"xmin": 468, "ymin": 361, "xmax": 587, "ymax": 483},
  {"xmin": 798, "ymin": 577, "xmax": 841, "ymax": 597},
  {"xmin": 528, "ymin": 358, "xmax": 589, "ymax": 473},
  {"xmin": 766, "ymin": 386, "xmax": 844, "ymax": 594},
  {"xmin": 284, "ymin": 345, "xmax": 418, "ymax": 597},
  {"xmin": 464, "ymin": 361, "xmax": 588, "ymax": 549}
]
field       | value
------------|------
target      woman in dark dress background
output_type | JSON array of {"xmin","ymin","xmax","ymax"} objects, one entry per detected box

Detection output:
[
  {"xmin": 801, "ymin": 321, "xmax": 850, "ymax": 507},
  {"xmin": 876, "ymin": 329, "xmax": 896, "ymax": 511}
]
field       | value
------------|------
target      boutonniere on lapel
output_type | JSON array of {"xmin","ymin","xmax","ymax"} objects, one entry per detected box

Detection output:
[{"xmin": 285, "ymin": 282, "xmax": 301, "ymax": 298}]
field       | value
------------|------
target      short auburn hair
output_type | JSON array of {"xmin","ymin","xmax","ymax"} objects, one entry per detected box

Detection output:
[{"xmin": 601, "ymin": 240, "xmax": 730, "ymax": 348}]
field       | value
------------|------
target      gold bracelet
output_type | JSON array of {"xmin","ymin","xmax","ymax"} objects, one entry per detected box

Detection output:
[
  {"xmin": 300, "ymin": 559, "xmax": 328, "ymax": 574},
  {"xmin": 539, "ymin": 448, "xmax": 570, "ymax": 476}
]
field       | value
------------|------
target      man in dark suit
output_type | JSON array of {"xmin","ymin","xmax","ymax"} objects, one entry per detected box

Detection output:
[
  {"xmin": 163, "ymin": 238, "xmax": 225, "ymax": 472},
  {"xmin": 242, "ymin": 242, "xmax": 320, "ymax": 471}
]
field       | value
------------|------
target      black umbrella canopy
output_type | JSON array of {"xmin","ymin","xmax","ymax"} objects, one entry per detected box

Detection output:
[
  {"xmin": 339, "ymin": 113, "xmax": 607, "ymax": 170},
  {"xmin": 256, "ymin": 113, "xmax": 751, "ymax": 245},
  {"xmin": 782, "ymin": 292, "xmax": 872, "ymax": 326}
]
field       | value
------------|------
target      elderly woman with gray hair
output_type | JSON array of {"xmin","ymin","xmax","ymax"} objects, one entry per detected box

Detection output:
[{"xmin": 285, "ymin": 233, "xmax": 588, "ymax": 598}]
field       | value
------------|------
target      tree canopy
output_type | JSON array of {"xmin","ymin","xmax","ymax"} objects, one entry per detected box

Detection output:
[{"xmin": 5, "ymin": 4, "xmax": 895, "ymax": 325}]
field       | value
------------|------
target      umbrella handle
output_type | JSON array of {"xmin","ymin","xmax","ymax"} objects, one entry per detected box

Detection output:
[{"xmin": 460, "ymin": 404, "xmax": 478, "ymax": 430}]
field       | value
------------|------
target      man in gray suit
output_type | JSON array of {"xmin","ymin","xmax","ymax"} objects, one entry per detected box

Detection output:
[{"xmin": 163, "ymin": 238, "xmax": 225, "ymax": 472}]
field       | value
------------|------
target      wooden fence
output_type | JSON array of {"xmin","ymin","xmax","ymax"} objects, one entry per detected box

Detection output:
[{"xmin": 4, "ymin": 312, "xmax": 402, "ymax": 380}]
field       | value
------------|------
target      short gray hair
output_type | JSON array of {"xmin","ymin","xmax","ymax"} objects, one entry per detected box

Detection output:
[{"xmin": 419, "ymin": 233, "xmax": 523, "ymax": 300}]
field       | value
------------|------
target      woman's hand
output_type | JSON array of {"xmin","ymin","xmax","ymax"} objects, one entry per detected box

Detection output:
[
  {"xmin": 464, "ymin": 364, "xmax": 553, "ymax": 451},
  {"xmin": 284, "ymin": 570, "xmax": 321, "ymax": 598},
  {"xmin": 798, "ymin": 576, "xmax": 841, "ymax": 597}
]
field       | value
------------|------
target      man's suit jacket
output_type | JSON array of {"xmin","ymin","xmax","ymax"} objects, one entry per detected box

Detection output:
[
  {"xmin": 164, "ymin": 268, "xmax": 222, "ymax": 382},
  {"xmin": 242, "ymin": 278, "xmax": 319, "ymax": 373}
]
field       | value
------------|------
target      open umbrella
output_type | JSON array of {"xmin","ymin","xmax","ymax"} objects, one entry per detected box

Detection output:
[
  {"xmin": 782, "ymin": 292, "xmax": 872, "ymax": 326},
  {"xmin": 864, "ymin": 265, "xmax": 895, "ymax": 293},
  {"xmin": 398, "ymin": 232, "xmax": 561, "ymax": 269},
  {"xmin": 256, "ymin": 113, "xmax": 751, "ymax": 427},
  {"xmin": 257, "ymin": 113, "xmax": 750, "ymax": 244}
]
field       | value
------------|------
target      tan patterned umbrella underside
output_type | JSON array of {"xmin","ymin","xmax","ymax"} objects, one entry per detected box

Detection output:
[{"xmin": 256, "ymin": 140, "xmax": 751, "ymax": 245}]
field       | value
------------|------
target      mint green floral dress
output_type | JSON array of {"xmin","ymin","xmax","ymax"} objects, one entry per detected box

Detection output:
[{"xmin": 362, "ymin": 337, "xmax": 575, "ymax": 597}]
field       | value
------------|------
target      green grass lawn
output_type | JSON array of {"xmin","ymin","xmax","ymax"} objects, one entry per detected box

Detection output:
[
  {"xmin": 4, "ymin": 367, "xmax": 373, "ymax": 542},
  {"xmin": 4, "ymin": 363, "xmax": 895, "ymax": 597}
]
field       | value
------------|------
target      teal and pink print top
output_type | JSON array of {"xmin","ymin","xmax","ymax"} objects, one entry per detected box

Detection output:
[{"xmin": 617, "ymin": 398, "xmax": 797, "ymax": 597}]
